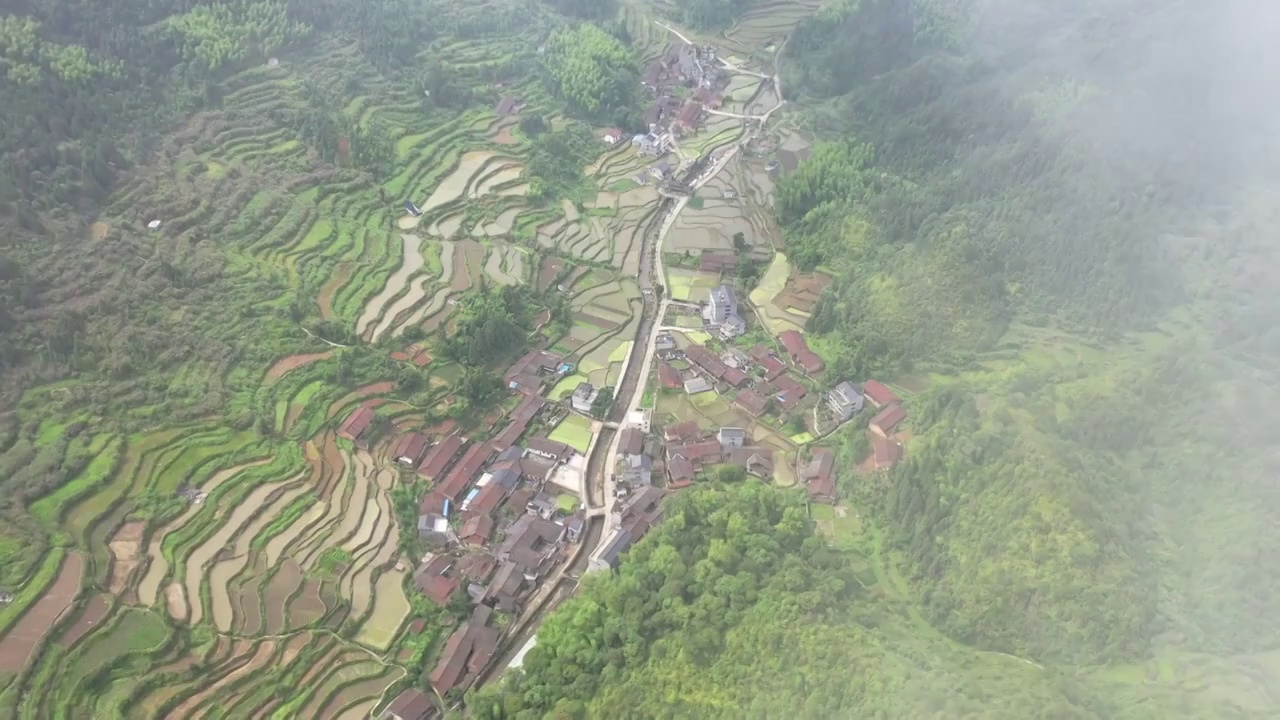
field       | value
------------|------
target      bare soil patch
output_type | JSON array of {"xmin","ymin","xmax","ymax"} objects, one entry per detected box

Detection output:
[
  {"xmin": 107, "ymin": 521, "xmax": 147, "ymax": 596},
  {"xmin": 89, "ymin": 221, "xmax": 110, "ymax": 240},
  {"xmin": 0, "ymin": 552, "xmax": 82, "ymax": 672},
  {"xmin": 317, "ymin": 261, "xmax": 353, "ymax": 321},
  {"xmin": 57, "ymin": 593, "xmax": 110, "ymax": 647},
  {"xmin": 265, "ymin": 350, "xmax": 334, "ymax": 383},
  {"xmin": 166, "ymin": 582, "xmax": 188, "ymax": 621},
  {"xmin": 491, "ymin": 124, "xmax": 518, "ymax": 145}
]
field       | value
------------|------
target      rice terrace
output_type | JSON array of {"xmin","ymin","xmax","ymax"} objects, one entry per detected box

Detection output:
[{"xmin": 0, "ymin": 0, "xmax": 832, "ymax": 716}]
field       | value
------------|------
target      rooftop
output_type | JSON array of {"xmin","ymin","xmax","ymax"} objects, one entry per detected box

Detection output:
[
  {"xmin": 417, "ymin": 435, "xmax": 466, "ymax": 480},
  {"xmin": 862, "ymin": 379, "xmax": 901, "ymax": 407}
]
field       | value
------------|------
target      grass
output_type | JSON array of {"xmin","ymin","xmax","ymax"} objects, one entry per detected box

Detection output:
[
  {"xmin": 556, "ymin": 494, "xmax": 579, "ymax": 513},
  {"xmin": 548, "ymin": 414, "xmax": 594, "ymax": 454}
]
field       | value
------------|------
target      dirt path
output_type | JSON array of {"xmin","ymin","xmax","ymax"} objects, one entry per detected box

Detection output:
[
  {"xmin": 355, "ymin": 234, "xmax": 424, "ymax": 339},
  {"xmin": 0, "ymin": 552, "xmax": 82, "ymax": 672},
  {"xmin": 138, "ymin": 458, "xmax": 272, "ymax": 608}
]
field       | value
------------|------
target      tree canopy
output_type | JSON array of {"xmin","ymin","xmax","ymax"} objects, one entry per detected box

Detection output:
[{"xmin": 542, "ymin": 23, "xmax": 639, "ymax": 124}]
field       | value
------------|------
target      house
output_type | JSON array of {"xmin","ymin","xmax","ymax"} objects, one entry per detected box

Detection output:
[
  {"xmin": 634, "ymin": 129, "xmax": 672, "ymax": 156},
  {"xmin": 655, "ymin": 333, "xmax": 677, "ymax": 353},
  {"xmin": 463, "ymin": 482, "xmax": 507, "ymax": 518},
  {"xmin": 804, "ymin": 449, "xmax": 837, "ymax": 504},
  {"xmin": 419, "ymin": 491, "xmax": 449, "ymax": 517},
  {"xmin": 658, "ymin": 362, "xmax": 683, "ymax": 390},
  {"xmin": 619, "ymin": 453, "xmax": 653, "ymax": 486},
  {"xmin": 869, "ymin": 404, "xmax": 907, "ymax": 438},
  {"xmin": 750, "ymin": 344, "xmax": 788, "ymax": 380},
  {"xmin": 430, "ymin": 605, "xmax": 500, "ymax": 695},
  {"xmin": 683, "ymin": 376, "xmax": 712, "ymax": 395},
  {"xmin": 504, "ymin": 349, "xmax": 564, "ymax": 394},
  {"xmin": 392, "ymin": 432, "xmax": 431, "ymax": 466},
  {"xmin": 563, "ymin": 514, "xmax": 586, "ymax": 543},
  {"xmin": 734, "ymin": 389, "xmax": 770, "ymax": 417},
  {"xmin": 779, "ymin": 330, "xmax": 824, "ymax": 375},
  {"xmin": 642, "ymin": 60, "xmax": 665, "ymax": 88},
  {"xmin": 872, "ymin": 435, "xmax": 903, "ymax": 470},
  {"xmin": 726, "ymin": 447, "xmax": 774, "ymax": 479},
  {"xmin": 379, "ymin": 688, "xmax": 434, "ymax": 720},
  {"xmin": 499, "ymin": 515, "xmax": 565, "ymax": 574},
  {"xmin": 664, "ymin": 420, "xmax": 702, "ymax": 444},
  {"xmin": 337, "ymin": 405, "xmax": 378, "ymax": 448},
  {"xmin": 417, "ymin": 435, "xmax": 466, "ymax": 481},
  {"xmin": 403, "ymin": 201, "xmax": 423, "ymax": 218},
  {"xmin": 703, "ymin": 285, "xmax": 745, "ymax": 339},
  {"xmin": 649, "ymin": 160, "xmax": 672, "ymax": 181},
  {"xmin": 771, "ymin": 374, "xmax": 808, "ymax": 411},
  {"xmin": 693, "ymin": 86, "xmax": 723, "ymax": 109},
  {"xmin": 827, "ymin": 381, "xmax": 865, "ymax": 421},
  {"xmin": 718, "ymin": 427, "xmax": 747, "ymax": 450},
  {"xmin": 525, "ymin": 438, "xmax": 574, "ymax": 464},
  {"xmin": 602, "ymin": 128, "xmax": 625, "ymax": 145},
  {"xmin": 700, "ymin": 251, "xmax": 737, "ymax": 273},
  {"xmin": 458, "ymin": 514, "xmax": 494, "ymax": 548},
  {"xmin": 667, "ymin": 454, "xmax": 695, "ymax": 487},
  {"xmin": 673, "ymin": 101, "xmax": 703, "ymax": 134},
  {"xmin": 457, "ymin": 552, "xmax": 497, "ymax": 585},
  {"xmin": 722, "ymin": 367, "xmax": 750, "ymax": 388},
  {"xmin": 667, "ymin": 440, "xmax": 722, "ymax": 468},
  {"xmin": 570, "ymin": 382, "xmax": 599, "ymax": 414},
  {"xmin": 525, "ymin": 492, "xmax": 556, "ymax": 521},
  {"xmin": 437, "ymin": 442, "xmax": 493, "ymax": 502},
  {"xmin": 491, "ymin": 394, "xmax": 546, "ymax": 451},
  {"xmin": 862, "ymin": 380, "xmax": 901, "ymax": 409},
  {"xmin": 722, "ymin": 348, "xmax": 751, "ymax": 370},
  {"xmin": 418, "ymin": 507, "xmax": 454, "ymax": 545},
  {"xmin": 414, "ymin": 555, "xmax": 460, "ymax": 606},
  {"xmin": 592, "ymin": 486, "xmax": 667, "ymax": 571},
  {"xmin": 619, "ymin": 427, "xmax": 645, "ymax": 456},
  {"xmin": 496, "ymin": 95, "xmax": 523, "ymax": 116},
  {"xmin": 685, "ymin": 344, "xmax": 730, "ymax": 380}
]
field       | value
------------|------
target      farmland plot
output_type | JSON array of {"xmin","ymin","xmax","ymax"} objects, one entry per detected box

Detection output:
[
  {"xmin": 355, "ymin": 566, "xmax": 409, "ymax": 650},
  {"xmin": 209, "ymin": 484, "xmax": 310, "ymax": 632},
  {"xmin": 356, "ymin": 234, "xmax": 425, "ymax": 340},
  {"xmin": 392, "ymin": 239, "xmax": 455, "ymax": 335}
]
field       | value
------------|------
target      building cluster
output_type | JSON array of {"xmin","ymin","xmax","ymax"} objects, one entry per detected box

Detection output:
[
  {"xmin": 633, "ymin": 43, "xmax": 726, "ymax": 158},
  {"xmin": 663, "ymin": 422, "xmax": 776, "ymax": 487},
  {"xmin": 589, "ymin": 485, "xmax": 666, "ymax": 572}
]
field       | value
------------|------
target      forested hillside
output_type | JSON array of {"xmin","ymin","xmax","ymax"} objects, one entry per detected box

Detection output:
[{"xmin": 780, "ymin": 0, "xmax": 1280, "ymax": 672}]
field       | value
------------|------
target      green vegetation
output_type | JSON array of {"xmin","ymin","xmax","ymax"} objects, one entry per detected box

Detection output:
[
  {"xmin": 673, "ymin": 0, "xmax": 758, "ymax": 30},
  {"xmin": 542, "ymin": 23, "xmax": 640, "ymax": 125}
]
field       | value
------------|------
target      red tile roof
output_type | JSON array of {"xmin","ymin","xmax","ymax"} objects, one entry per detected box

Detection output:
[
  {"xmin": 750, "ymin": 344, "xmax": 788, "ymax": 380},
  {"xmin": 337, "ymin": 405, "xmax": 376, "ymax": 442},
  {"xmin": 669, "ymin": 440, "xmax": 722, "ymax": 466},
  {"xmin": 674, "ymin": 101, "xmax": 702, "ymax": 128},
  {"xmin": 383, "ymin": 688, "xmax": 434, "ymax": 720},
  {"xmin": 668, "ymin": 454, "xmax": 695, "ymax": 483},
  {"xmin": 415, "ymin": 556, "xmax": 460, "ymax": 607},
  {"xmin": 664, "ymin": 420, "xmax": 702, "ymax": 444},
  {"xmin": 459, "ymin": 514, "xmax": 495, "ymax": 547},
  {"xmin": 685, "ymin": 345, "xmax": 729, "ymax": 380},
  {"xmin": 525, "ymin": 437, "xmax": 573, "ymax": 463},
  {"xmin": 699, "ymin": 252, "xmax": 737, "ymax": 272},
  {"xmin": 658, "ymin": 363, "xmax": 683, "ymax": 389},
  {"xmin": 779, "ymin": 330, "xmax": 824, "ymax": 374},
  {"xmin": 862, "ymin": 380, "xmax": 901, "ymax": 408},
  {"xmin": 619, "ymin": 427, "xmax": 644, "ymax": 455},
  {"xmin": 735, "ymin": 389, "xmax": 770, "ymax": 417},
  {"xmin": 869, "ymin": 404, "xmax": 907, "ymax": 437},
  {"xmin": 417, "ymin": 435, "xmax": 466, "ymax": 481},
  {"xmin": 872, "ymin": 435, "xmax": 903, "ymax": 470},
  {"xmin": 392, "ymin": 432, "xmax": 431, "ymax": 463},
  {"xmin": 491, "ymin": 394, "xmax": 546, "ymax": 451},
  {"xmin": 466, "ymin": 483, "xmax": 506, "ymax": 518},
  {"xmin": 438, "ymin": 443, "xmax": 492, "ymax": 501},
  {"xmin": 723, "ymin": 367, "xmax": 750, "ymax": 388},
  {"xmin": 419, "ymin": 490, "xmax": 448, "ymax": 516}
]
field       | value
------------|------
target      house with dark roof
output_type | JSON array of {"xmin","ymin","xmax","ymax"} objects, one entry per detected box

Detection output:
[
  {"xmin": 685, "ymin": 344, "xmax": 731, "ymax": 381},
  {"xmin": 664, "ymin": 420, "xmax": 702, "ymax": 444},
  {"xmin": 869, "ymin": 404, "xmax": 907, "ymax": 438},
  {"xmin": 772, "ymin": 374, "xmax": 808, "ymax": 411},
  {"xmin": 491, "ymin": 394, "xmax": 546, "ymax": 451},
  {"xmin": 379, "ymin": 688, "xmax": 434, "ymax": 720},
  {"xmin": 495, "ymin": 95, "xmax": 523, "ymax": 116},
  {"xmin": 591, "ymin": 486, "xmax": 667, "ymax": 571},
  {"xmin": 392, "ymin": 432, "xmax": 431, "ymax": 465},
  {"xmin": 438, "ymin": 443, "xmax": 493, "ymax": 502},
  {"xmin": 417, "ymin": 435, "xmax": 466, "ymax": 481},
  {"xmin": 619, "ymin": 453, "xmax": 652, "ymax": 486},
  {"xmin": 804, "ymin": 449, "xmax": 837, "ymax": 503},
  {"xmin": 337, "ymin": 405, "xmax": 378, "ymax": 448},
  {"xmin": 827, "ymin": 381, "xmax": 865, "ymax": 421},
  {"xmin": 667, "ymin": 454, "xmax": 695, "ymax": 486},
  {"xmin": 563, "ymin": 514, "xmax": 586, "ymax": 543},
  {"xmin": 498, "ymin": 515, "xmax": 565, "ymax": 575},
  {"xmin": 619, "ymin": 427, "xmax": 645, "ymax": 456},
  {"xmin": 525, "ymin": 491, "xmax": 556, "ymax": 520},
  {"xmin": 525, "ymin": 437, "xmax": 573, "ymax": 464},
  {"xmin": 459, "ymin": 514, "xmax": 494, "ymax": 548},
  {"xmin": 504, "ymin": 349, "xmax": 564, "ymax": 394},
  {"xmin": 658, "ymin": 362, "xmax": 683, "ymax": 390},
  {"xmin": 722, "ymin": 367, "xmax": 750, "ymax": 388},
  {"xmin": 570, "ymin": 382, "xmax": 598, "ymax": 414},
  {"xmin": 485, "ymin": 561, "xmax": 528, "ymax": 613},
  {"xmin": 464, "ymin": 482, "xmax": 507, "ymax": 518},
  {"xmin": 430, "ymin": 605, "xmax": 500, "ymax": 695},
  {"xmin": 735, "ymin": 389, "xmax": 770, "ymax": 417},
  {"xmin": 672, "ymin": 101, "xmax": 703, "ymax": 134},
  {"xmin": 414, "ymin": 555, "xmax": 460, "ymax": 607},
  {"xmin": 699, "ymin": 251, "xmax": 737, "ymax": 273},
  {"xmin": 683, "ymin": 376, "xmax": 712, "ymax": 395},
  {"xmin": 779, "ymin": 330, "xmax": 824, "ymax": 375},
  {"xmin": 693, "ymin": 86, "xmax": 723, "ymax": 108},
  {"xmin": 726, "ymin": 447, "xmax": 774, "ymax": 479},
  {"xmin": 862, "ymin": 380, "xmax": 901, "ymax": 409},
  {"xmin": 750, "ymin": 344, "xmax": 788, "ymax": 380}
]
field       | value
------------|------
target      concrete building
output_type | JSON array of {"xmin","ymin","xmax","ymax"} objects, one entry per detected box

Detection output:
[
  {"xmin": 571, "ymin": 382, "xmax": 599, "ymax": 414},
  {"xmin": 827, "ymin": 381, "xmax": 865, "ymax": 421},
  {"xmin": 704, "ymin": 284, "xmax": 746, "ymax": 340}
]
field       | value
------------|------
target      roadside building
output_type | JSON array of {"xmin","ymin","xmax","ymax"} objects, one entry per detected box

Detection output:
[
  {"xmin": 703, "ymin": 284, "xmax": 746, "ymax": 340},
  {"xmin": 658, "ymin": 362, "xmax": 683, "ymax": 390},
  {"xmin": 619, "ymin": 427, "xmax": 645, "ymax": 456},
  {"xmin": 619, "ymin": 453, "xmax": 653, "ymax": 486},
  {"xmin": 570, "ymin": 383, "xmax": 598, "ymax": 414}
]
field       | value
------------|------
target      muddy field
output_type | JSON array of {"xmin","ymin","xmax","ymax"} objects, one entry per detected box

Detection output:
[{"xmin": 0, "ymin": 552, "xmax": 81, "ymax": 672}]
